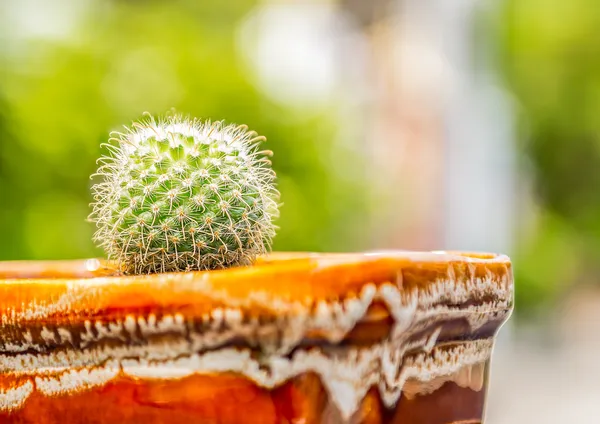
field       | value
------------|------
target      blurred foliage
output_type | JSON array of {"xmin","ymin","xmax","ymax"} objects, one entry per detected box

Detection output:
[
  {"xmin": 499, "ymin": 0, "xmax": 600, "ymax": 316},
  {"xmin": 0, "ymin": 0, "xmax": 369, "ymax": 261}
]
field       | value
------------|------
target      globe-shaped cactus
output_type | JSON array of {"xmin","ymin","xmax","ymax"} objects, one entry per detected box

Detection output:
[{"xmin": 90, "ymin": 113, "xmax": 279, "ymax": 274}]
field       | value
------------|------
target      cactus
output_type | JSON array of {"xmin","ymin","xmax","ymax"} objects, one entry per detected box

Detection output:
[{"xmin": 90, "ymin": 113, "xmax": 279, "ymax": 274}]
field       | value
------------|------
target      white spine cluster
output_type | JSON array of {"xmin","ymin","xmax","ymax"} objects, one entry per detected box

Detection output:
[{"xmin": 90, "ymin": 113, "xmax": 279, "ymax": 274}]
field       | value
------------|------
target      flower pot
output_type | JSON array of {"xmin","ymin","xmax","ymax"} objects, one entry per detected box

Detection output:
[{"xmin": 0, "ymin": 251, "xmax": 513, "ymax": 423}]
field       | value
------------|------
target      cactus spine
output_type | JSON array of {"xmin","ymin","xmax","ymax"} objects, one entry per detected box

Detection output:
[{"xmin": 90, "ymin": 113, "xmax": 279, "ymax": 274}]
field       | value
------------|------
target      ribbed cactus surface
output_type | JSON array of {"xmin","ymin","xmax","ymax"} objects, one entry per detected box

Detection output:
[{"xmin": 90, "ymin": 114, "xmax": 279, "ymax": 274}]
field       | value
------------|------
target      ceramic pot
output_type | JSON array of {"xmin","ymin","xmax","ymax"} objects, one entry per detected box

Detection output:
[{"xmin": 0, "ymin": 251, "xmax": 513, "ymax": 423}]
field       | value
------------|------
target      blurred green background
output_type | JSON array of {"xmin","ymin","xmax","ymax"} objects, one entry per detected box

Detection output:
[
  {"xmin": 0, "ymin": 0, "xmax": 371, "ymax": 263},
  {"xmin": 498, "ymin": 0, "xmax": 600, "ymax": 317},
  {"xmin": 1, "ymin": 0, "xmax": 598, "ymax": 323}
]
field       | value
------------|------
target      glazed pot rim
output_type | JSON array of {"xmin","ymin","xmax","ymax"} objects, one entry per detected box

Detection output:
[
  {"xmin": 0, "ymin": 250, "xmax": 514, "ymax": 375},
  {"xmin": 0, "ymin": 250, "xmax": 513, "ymax": 331},
  {"xmin": 0, "ymin": 250, "xmax": 510, "ymax": 281}
]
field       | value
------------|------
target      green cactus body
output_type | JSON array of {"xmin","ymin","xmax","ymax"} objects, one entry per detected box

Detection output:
[{"xmin": 91, "ymin": 114, "xmax": 279, "ymax": 274}]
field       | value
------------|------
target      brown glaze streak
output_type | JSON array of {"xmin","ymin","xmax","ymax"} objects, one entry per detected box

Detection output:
[{"xmin": 0, "ymin": 303, "xmax": 502, "ymax": 354}]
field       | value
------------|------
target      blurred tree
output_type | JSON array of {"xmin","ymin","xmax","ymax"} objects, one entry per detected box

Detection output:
[
  {"xmin": 0, "ymin": 0, "xmax": 370, "ymax": 261},
  {"xmin": 499, "ymin": 0, "xmax": 600, "ymax": 316}
]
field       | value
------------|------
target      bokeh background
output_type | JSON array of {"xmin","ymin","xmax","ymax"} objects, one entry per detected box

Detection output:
[{"xmin": 1, "ymin": 0, "xmax": 598, "ymax": 421}]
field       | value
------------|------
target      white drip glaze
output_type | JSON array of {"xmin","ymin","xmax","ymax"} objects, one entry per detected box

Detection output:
[
  {"xmin": 0, "ymin": 272, "xmax": 511, "ymax": 418},
  {"xmin": 34, "ymin": 362, "xmax": 120, "ymax": 396},
  {"xmin": 0, "ymin": 276, "xmax": 512, "ymax": 355},
  {"xmin": 0, "ymin": 337, "xmax": 493, "ymax": 419},
  {"xmin": 0, "ymin": 381, "xmax": 33, "ymax": 412},
  {"xmin": 401, "ymin": 361, "xmax": 486, "ymax": 400}
]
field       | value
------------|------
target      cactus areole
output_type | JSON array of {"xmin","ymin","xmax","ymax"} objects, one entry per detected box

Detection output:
[{"xmin": 90, "ymin": 114, "xmax": 279, "ymax": 274}]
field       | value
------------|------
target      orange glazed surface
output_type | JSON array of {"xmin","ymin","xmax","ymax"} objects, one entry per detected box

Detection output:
[
  {"xmin": 0, "ymin": 251, "xmax": 513, "ymax": 424},
  {"xmin": 0, "ymin": 251, "xmax": 511, "ymax": 324}
]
